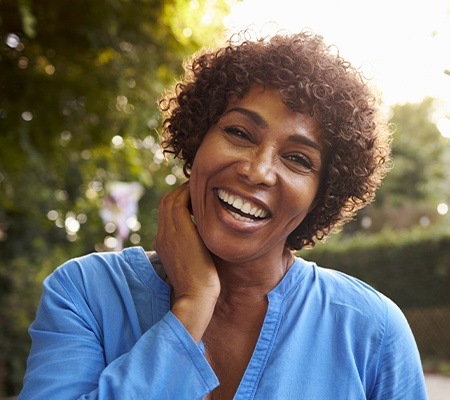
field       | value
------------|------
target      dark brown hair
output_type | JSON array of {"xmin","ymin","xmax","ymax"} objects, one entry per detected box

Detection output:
[{"xmin": 159, "ymin": 29, "xmax": 392, "ymax": 250}]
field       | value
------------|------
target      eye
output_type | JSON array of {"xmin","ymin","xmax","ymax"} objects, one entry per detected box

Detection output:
[
  {"xmin": 284, "ymin": 153, "xmax": 314, "ymax": 171},
  {"xmin": 224, "ymin": 126, "xmax": 249, "ymax": 139},
  {"xmin": 222, "ymin": 126, "xmax": 254, "ymax": 145}
]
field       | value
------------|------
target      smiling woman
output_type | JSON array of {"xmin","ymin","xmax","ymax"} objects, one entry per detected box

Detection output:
[
  {"xmin": 187, "ymin": 86, "xmax": 323, "ymax": 265},
  {"xmin": 159, "ymin": 30, "xmax": 391, "ymax": 250},
  {"xmin": 19, "ymin": 29, "xmax": 427, "ymax": 400}
]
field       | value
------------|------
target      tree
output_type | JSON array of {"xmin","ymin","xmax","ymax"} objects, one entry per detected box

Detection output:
[
  {"xmin": 344, "ymin": 98, "xmax": 450, "ymax": 233},
  {"xmin": 381, "ymin": 98, "xmax": 447, "ymax": 204}
]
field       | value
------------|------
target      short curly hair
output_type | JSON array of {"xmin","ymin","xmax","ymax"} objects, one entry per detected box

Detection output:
[{"xmin": 159, "ymin": 29, "xmax": 392, "ymax": 250}]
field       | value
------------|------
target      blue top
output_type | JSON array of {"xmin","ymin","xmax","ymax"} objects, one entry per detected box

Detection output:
[{"xmin": 19, "ymin": 247, "xmax": 428, "ymax": 399}]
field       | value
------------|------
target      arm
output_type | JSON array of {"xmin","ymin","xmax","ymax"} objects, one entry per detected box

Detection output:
[
  {"xmin": 369, "ymin": 298, "xmax": 428, "ymax": 400},
  {"xmin": 20, "ymin": 182, "xmax": 220, "ymax": 399},
  {"xmin": 19, "ymin": 268, "xmax": 218, "ymax": 400}
]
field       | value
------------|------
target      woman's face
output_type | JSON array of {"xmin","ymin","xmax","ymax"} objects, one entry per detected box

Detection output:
[{"xmin": 189, "ymin": 86, "xmax": 325, "ymax": 264}]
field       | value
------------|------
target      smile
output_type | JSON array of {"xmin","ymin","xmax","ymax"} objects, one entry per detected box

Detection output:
[{"xmin": 217, "ymin": 189, "xmax": 269, "ymax": 221}]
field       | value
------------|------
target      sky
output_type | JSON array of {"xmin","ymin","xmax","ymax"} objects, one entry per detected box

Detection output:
[{"xmin": 223, "ymin": 0, "xmax": 450, "ymax": 136}]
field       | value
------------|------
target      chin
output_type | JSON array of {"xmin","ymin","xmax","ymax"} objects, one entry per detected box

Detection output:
[{"xmin": 204, "ymin": 238, "xmax": 253, "ymax": 264}]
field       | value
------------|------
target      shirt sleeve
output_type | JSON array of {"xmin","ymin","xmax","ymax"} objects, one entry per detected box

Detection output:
[
  {"xmin": 19, "ymin": 271, "xmax": 219, "ymax": 400},
  {"xmin": 369, "ymin": 298, "xmax": 428, "ymax": 400}
]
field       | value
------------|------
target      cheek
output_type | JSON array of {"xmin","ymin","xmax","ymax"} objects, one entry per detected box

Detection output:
[
  {"xmin": 189, "ymin": 150, "xmax": 208, "ymax": 193},
  {"xmin": 285, "ymin": 182, "xmax": 320, "ymax": 221},
  {"xmin": 188, "ymin": 168, "xmax": 201, "ymax": 217},
  {"xmin": 188, "ymin": 153, "xmax": 213, "ymax": 220}
]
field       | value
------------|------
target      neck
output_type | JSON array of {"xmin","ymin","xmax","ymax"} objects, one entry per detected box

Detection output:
[{"xmin": 212, "ymin": 247, "xmax": 295, "ymax": 306}]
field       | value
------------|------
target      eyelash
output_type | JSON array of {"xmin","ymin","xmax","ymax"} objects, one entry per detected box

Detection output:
[
  {"xmin": 224, "ymin": 126, "xmax": 250, "ymax": 140},
  {"xmin": 284, "ymin": 154, "xmax": 314, "ymax": 170}
]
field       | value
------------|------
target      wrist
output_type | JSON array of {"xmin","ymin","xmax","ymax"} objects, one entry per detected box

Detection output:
[{"xmin": 171, "ymin": 295, "xmax": 217, "ymax": 343}]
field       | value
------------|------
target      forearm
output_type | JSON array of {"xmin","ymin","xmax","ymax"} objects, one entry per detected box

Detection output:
[
  {"xmin": 20, "ymin": 312, "xmax": 218, "ymax": 400},
  {"xmin": 97, "ymin": 312, "xmax": 218, "ymax": 399},
  {"xmin": 19, "ymin": 270, "xmax": 219, "ymax": 400}
]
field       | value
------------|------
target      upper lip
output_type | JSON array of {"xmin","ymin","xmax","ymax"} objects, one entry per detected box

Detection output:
[{"xmin": 215, "ymin": 188, "xmax": 272, "ymax": 219}]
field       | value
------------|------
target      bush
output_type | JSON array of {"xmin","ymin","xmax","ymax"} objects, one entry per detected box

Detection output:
[{"xmin": 300, "ymin": 227, "xmax": 450, "ymax": 308}]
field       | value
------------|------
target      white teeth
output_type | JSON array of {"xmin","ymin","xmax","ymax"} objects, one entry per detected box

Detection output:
[
  {"xmin": 217, "ymin": 189, "xmax": 268, "ymax": 218},
  {"xmin": 232, "ymin": 198, "xmax": 244, "ymax": 209},
  {"xmin": 241, "ymin": 203, "xmax": 251, "ymax": 214},
  {"xmin": 230, "ymin": 211, "xmax": 254, "ymax": 222}
]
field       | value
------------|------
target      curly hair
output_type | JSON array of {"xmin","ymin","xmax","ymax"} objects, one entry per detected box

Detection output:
[{"xmin": 158, "ymin": 29, "xmax": 392, "ymax": 250}]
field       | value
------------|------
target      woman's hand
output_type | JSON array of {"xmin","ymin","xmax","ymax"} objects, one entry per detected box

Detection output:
[{"xmin": 153, "ymin": 182, "xmax": 220, "ymax": 342}]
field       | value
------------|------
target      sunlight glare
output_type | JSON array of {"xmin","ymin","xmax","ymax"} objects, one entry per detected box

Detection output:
[
  {"xmin": 437, "ymin": 118, "xmax": 450, "ymax": 138},
  {"xmin": 224, "ymin": 0, "xmax": 450, "ymax": 109}
]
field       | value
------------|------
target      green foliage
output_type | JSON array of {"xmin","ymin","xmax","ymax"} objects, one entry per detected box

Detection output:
[
  {"xmin": 0, "ymin": 0, "xmax": 237, "ymax": 256},
  {"xmin": 379, "ymin": 98, "xmax": 447, "ymax": 205},
  {"xmin": 343, "ymin": 98, "xmax": 450, "ymax": 234}
]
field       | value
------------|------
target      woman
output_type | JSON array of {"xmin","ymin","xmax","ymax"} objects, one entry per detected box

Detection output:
[{"xmin": 19, "ymin": 29, "xmax": 427, "ymax": 399}]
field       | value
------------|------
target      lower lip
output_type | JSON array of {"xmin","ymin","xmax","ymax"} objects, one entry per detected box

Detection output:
[{"xmin": 213, "ymin": 192, "xmax": 269, "ymax": 233}]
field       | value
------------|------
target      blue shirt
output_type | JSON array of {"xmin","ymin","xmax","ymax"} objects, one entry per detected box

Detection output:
[{"xmin": 19, "ymin": 247, "xmax": 428, "ymax": 399}]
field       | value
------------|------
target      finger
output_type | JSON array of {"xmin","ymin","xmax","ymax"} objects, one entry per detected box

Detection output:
[
  {"xmin": 154, "ymin": 182, "xmax": 192, "ymax": 247},
  {"xmin": 157, "ymin": 182, "xmax": 188, "ymax": 227}
]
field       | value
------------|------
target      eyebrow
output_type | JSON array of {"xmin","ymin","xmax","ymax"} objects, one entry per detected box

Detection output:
[
  {"xmin": 226, "ymin": 107, "xmax": 267, "ymax": 128},
  {"xmin": 287, "ymin": 134, "xmax": 322, "ymax": 152},
  {"xmin": 226, "ymin": 106, "xmax": 322, "ymax": 152}
]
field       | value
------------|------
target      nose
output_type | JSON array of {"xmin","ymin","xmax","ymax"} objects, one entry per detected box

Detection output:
[{"xmin": 235, "ymin": 148, "xmax": 277, "ymax": 187}]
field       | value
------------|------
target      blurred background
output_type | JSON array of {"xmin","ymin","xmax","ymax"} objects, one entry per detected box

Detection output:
[{"xmin": 0, "ymin": 0, "xmax": 449, "ymax": 396}]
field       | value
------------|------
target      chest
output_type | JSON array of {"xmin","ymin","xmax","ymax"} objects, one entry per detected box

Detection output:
[
  {"xmin": 202, "ymin": 317, "xmax": 263, "ymax": 400},
  {"xmin": 199, "ymin": 303, "xmax": 377, "ymax": 400}
]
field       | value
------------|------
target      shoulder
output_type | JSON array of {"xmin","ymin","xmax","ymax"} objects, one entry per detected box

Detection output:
[
  {"xmin": 44, "ymin": 246, "xmax": 168, "ymax": 309},
  {"xmin": 39, "ymin": 247, "xmax": 171, "ymax": 330},
  {"xmin": 313, "ymin": 262, "xmax": 388, "ymax": 310},
  {"xmin": 298, "ymin": 257, "xmax": 407, "ymax": 334},
  {"xmin": 293, "ymin": 258, "xmax": 425, "ymax": 397},
  {"xmin": 50, "ymin": 246, "xmax": 149, "ymax": 284}
]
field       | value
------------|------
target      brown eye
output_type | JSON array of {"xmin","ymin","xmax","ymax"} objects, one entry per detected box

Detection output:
[
  {"xmin": 224, "ymin": 126, "xmax": 249, "ymax": 139},
  {"xmin": 285, "ymin": 154, "xmax": 314, "ymax": 170}
]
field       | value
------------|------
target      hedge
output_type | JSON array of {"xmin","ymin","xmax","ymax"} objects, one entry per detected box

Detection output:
[{"xmin": 299, "ymin": 227, "xmax": 450, "ymax": 309}]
